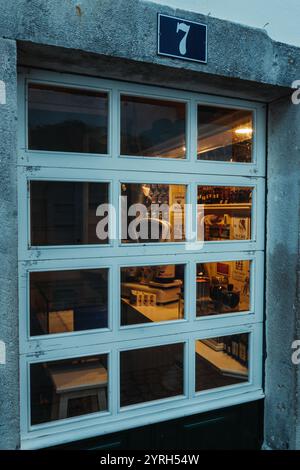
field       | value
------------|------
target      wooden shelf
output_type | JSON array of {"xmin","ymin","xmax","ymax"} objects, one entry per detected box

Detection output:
[
  {"xmin": 122, "ymin": 298, "xmax": 183, "ymax": 323},
  {"xmin": 201, "ymin": 203, "xmax": 251, "ymax": 211},
  {"xmin": 196, "ymin": 340, "xmax": 248, "ymax": 379}
]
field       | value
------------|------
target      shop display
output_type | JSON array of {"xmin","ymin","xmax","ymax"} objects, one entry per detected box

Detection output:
[
  {"xmin": 122, "ymin": 183, "xmax": 186, "ymax": 243},
  {"xmin": 196, "ymin": 261, "xmax": 250, "ymax": 316},
  {"xmin": 121, "ymin": 265, "xmax": 184, "ymax": 326},
  {"xmin": 198, "ymin": 186, "xmax": 252, "ymax": 242},
  {"xmin": 222, "ymin": 334, "xmax": 249, "ymax": 367}
]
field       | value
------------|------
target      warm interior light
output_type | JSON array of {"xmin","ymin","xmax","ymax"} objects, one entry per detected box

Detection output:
[{"xmin": 235, "ymin": 127, "xmax": 253, "ymax": 136}]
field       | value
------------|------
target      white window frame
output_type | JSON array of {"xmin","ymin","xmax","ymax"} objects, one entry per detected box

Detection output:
[{"xmin": 18, "ymin": 68, "xmax": 266, "ymax": 449}]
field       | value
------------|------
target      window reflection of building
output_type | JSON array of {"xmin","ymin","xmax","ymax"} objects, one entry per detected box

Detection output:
[
  {"xmin": 30, "ymin": 269, "xmax": 109, "ymax": 336},
  {"xmin": 30, "ymin": 355, "xmax": 108, "ymax": 425},
  {"xmin": 197, "ymin": 106, "xmax": 253, "ymax": 163},
  {"xmin": 195, "ymin": 335, "xmax": 249, "ymax": 393}
]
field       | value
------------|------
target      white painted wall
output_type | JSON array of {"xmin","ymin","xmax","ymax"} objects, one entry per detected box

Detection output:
[{"xmin": 151, "ymin": 0, "xmax": 300, "ymax": 47}]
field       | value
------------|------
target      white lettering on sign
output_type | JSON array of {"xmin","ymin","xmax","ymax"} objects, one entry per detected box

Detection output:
[
  {"xmin": 176, "ymin": 22, "xmax": 190, "ymax": 56},
  {"xmin": 0, "ymin": 341, "xmax": 6, "ymax": 364},
  {"xmin": 0, "ymin": 81, "xmax": 6, "ymax": 104}
]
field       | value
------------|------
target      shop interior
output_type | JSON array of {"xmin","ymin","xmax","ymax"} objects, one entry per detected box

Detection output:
[
  {"xmin": 195, "ymin": 334, "xmax": 249, "ymax": 392},
  {"xmin": 121, "ymin": 183, "xmax": 186, "ymax": 243},
  {"xmin": 30, "ymin": 334, "xmax": 249, "ymax": 425},
  {"xmin": 196, "ymin": 260, "xmax": 251, "ymax": 317},
  {"xmin": 30, "ymin": 355, "xmax": 108, "ymax": 425},
  {"xmin": 121, "ymin": 264, "xmax": 185, "ymax": 326},
  {"xmin": 198, "ymin": 186, "xmax": 252, "ymax": 242}
]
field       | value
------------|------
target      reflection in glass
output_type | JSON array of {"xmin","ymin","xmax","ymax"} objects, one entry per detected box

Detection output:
[
  {"xmin": 28, "ymin": 84, "xmax": 108, "ymax": 153},
  {"xmin": 196, "ymin": 260, "xmax": 250, "ymax": 317},
  {"xmin": 30, "ymin": 181, "xmax": 109, "ymax": 246},
  {"xmin": 121, "ymin": 95, "xmax": 186, "ymax": 158},
  {"xmin": 197, "ymin": 105, "xmax": 253, "ymax": 162},
  {"xmin": 120, "ymin": 343, "xmax": 184, "ymax": 407},
  {"xmin": 30, "ymin": 355, "xmax": 108, "ymax": 425},
  {"xmin": 197, "ymin": 186, "xmax": 252, "ymax": 242},
  {"xmin": 30, "ymin": 269, "xmax": 108, "ymax": 336},
  {"xmin": 121, "ymin": 183, "xmax": 186, "ymax": 243},
  {"xmin": 195, "ymin": 334, "xmax": 249, "ymax": 392},
  {"xmin": 121, "ymin": 265, "xmax": 184, "ymax": 326}
]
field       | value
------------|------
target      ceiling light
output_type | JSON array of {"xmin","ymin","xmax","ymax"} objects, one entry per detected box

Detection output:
[{"xmin": 235, "ymin": 127, "xmax": 253, "ymax": 135}]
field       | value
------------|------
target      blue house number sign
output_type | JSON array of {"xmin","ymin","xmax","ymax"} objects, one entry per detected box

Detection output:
[{"xmin": 158, "ymin": 14, "xmax": 207, "ymax": 64}]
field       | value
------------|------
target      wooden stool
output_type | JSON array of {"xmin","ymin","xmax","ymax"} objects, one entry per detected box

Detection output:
[{"xmin": 48, "ymin": 361, "xmax": 108, "ymax": 420}]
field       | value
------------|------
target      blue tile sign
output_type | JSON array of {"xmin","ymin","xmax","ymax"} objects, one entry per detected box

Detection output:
[{"xmin": 158, "ymin": 14, "xmax": 207, "ymax": 64}]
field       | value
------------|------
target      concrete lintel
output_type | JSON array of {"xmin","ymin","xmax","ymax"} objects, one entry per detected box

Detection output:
[{"xmin": 18, "ymin": 41, "xmax": 292, "ymax": 103}]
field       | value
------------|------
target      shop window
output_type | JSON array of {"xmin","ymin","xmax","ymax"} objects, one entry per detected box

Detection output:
[
  {"xmin": 121, "ymin": 264, "xmax": 184, "ymax": 326},
  {"xmin": 28, "ymin": 84, "xmax": 108, "ymax": 154},
  {"xmin": 121, "ymin": 183, "xmax": 186, "ymax": 243},
  {"xmin": 197, "ymin": 186, "xmax": 252, "ymax": 241},
  {"xmin": 120, "ymin": 343, "xmax": 184, "ymax": 407},
  {"xmin": 121, "ymin": 95, "xmax": 186, "ymax": 158},
  {"xmin": 197, "ymin": 105, "xmax": 253, "ymax": 163},
  {"xmin": 195, "ymin": 334, "xmax": 249, "ymax": 392},
  {"xmin": 30, "ymin": 269, "xmax": 109, "ymax": 336},
  {"xmin": 20, "ymin": 71, "xmax": 265, "ymax": 448},
  {"xmin": 196, "ymin": 260, "xmax": 250, "ymax": 317},
  {"xmin": 30, "ymin": 181, "xmax": 109, "ymax": 246},
  {"xmin": 30, "ymin": 354, "xmax": 108, "ymax": 425}
]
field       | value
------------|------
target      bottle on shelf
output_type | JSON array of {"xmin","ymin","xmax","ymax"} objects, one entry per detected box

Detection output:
[
  {"xmin": 223, "ymin": 336, "xmax": 232, "ymax": 356},
  {"xmin": 238, "ymin": 334, "xmax": 248, "ymax": 367},
  {"xmin": 231, "ymin": 335, "xmax": 240, "ymax": 360}
]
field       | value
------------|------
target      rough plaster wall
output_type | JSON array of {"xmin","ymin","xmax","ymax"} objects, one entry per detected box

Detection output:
[
  {"xmin": 0, "ymin": 0, "xmax": 298, "ymax": 88},
  {"xmin": 265, "ymin": 96, "xmax": 300, "ymax": 449},
  {"xmin": 0, "ymin": 0, "xmax": 299, "ymax": 450},
  {"xmin": 0, "ymin": 38, "xmax": 19, "ymax": 450},
  {"xmin": 152, "ymin": 0, "xmax": 300, "ymax": 47}
]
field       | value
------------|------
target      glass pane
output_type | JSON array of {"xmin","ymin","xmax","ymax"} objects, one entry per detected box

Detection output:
[
  {"xmin": 120, "ymin": 343, "xmax": 184, "ymax": 407},
  {"xmin": 197, "ymin": 105, "xmax": 253, "ymax": 162},
  {"xmin": 121, "ymin": 95, "xmax": 186, "ymax": 158},
  {"xmin": 30, "ymin": 354, "xmax": 108, "ymax": 425},
  {"xmin": 196, "ymin": 260, "xmax": 251, "ymax": 317},
  {"xmin": 195, "ymin": 334, "xmax": 249, "ymax": 392},
  {"xmin": 28, "ymin": 84, "xmax": 108, "ymax": 153},
  {"xmin": 30, "ymin": 181, "xmax": 109, "ymax": 246},
  {"xmin": 121, "ymin": 265, "xmax": 184, "ymax": 326},
  {"xmin": 197, "ymin": 186, "xmax": 252, "ymax": 242},
  {"xmin": 121, "ymin": 183, "xmax": 186, "ymax": 243},
  {"xmin": 30, "ymin": 269, "xmax": 108, "ymax": 336}
]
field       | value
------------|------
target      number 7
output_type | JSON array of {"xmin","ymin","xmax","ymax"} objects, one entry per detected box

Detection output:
[{"xmin": 176, "ymin": 22, "xmax": 191, "ymax": 56}]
